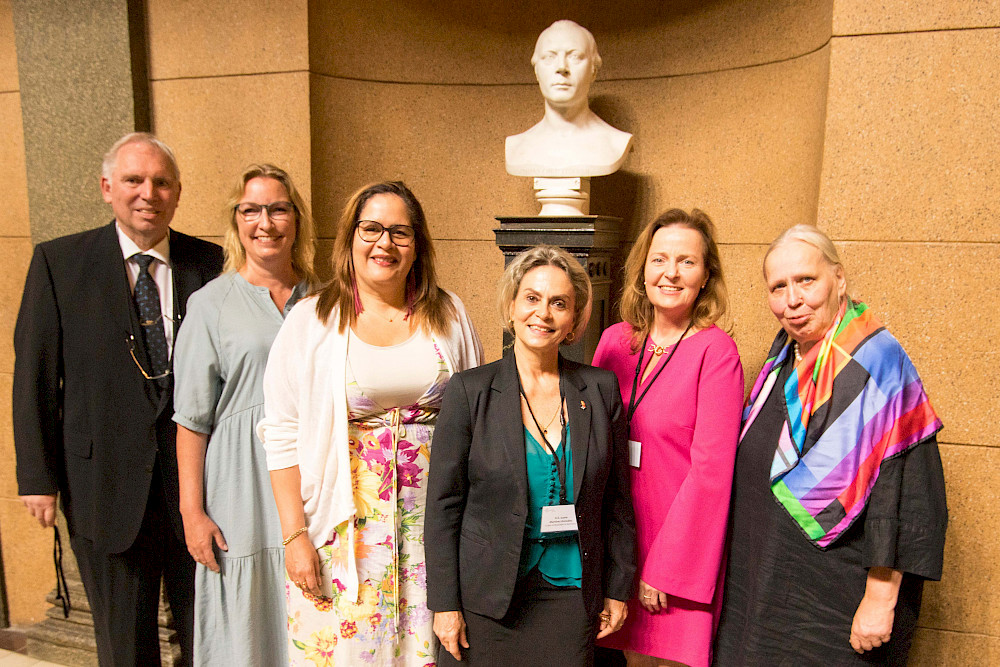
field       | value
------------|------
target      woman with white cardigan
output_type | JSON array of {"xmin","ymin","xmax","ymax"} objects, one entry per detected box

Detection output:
[{"xmin": 258, "ymin": 181, "xmax": 482, "ymax": 666}]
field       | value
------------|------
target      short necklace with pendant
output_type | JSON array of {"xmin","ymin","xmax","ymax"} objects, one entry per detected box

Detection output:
[
  {"xmin": 367, "ymin": 306, "xmax": 405, "ymax": 323},
  {"xmin": 522, "ymin": 395, "xmax": 562, "ymax": 436}
]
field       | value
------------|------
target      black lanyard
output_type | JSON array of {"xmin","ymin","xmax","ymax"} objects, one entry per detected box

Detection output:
[
  {"xmin": 626, "ymin": 321, "xmax": 693, "ymax": 435},
  {"xmin": 517, "ymin": 366, "xmax": 569, "ymax": 506}
]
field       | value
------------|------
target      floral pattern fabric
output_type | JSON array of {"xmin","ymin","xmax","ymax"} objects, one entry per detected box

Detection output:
[{"xmin": 287, "ymin": 343, "xmax": 449, "ymax": 666}]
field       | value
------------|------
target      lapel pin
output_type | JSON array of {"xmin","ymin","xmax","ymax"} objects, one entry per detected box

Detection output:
[{"xmin": 580, "ymin": 400, "xmax": 587, "ymax": 410}]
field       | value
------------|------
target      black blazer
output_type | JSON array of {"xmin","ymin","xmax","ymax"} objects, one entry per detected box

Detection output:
[
  {"xmin": 13, "ymin": 221, "xmax": 223, "ymax": 554},
  {"xmin": 425, "ymin": 351, "xmax": 636, "ymax": 621}
]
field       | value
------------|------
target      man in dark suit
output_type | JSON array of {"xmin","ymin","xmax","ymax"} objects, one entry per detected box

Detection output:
[{"xmin": 13, "ymin": 132, "xmax": 223, "ymax": 665}]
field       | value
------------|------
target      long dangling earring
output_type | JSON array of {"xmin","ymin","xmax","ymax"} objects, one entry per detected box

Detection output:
[
  {"xmin": 350, "ymin": 257, "xmax": 364, "ymax": 316},
  {"xmin": 404, "ymin": 271, "xmax": 416, "ymax": 321}
]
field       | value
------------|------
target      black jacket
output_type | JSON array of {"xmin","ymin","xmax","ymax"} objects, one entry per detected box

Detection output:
[
  {"xmin": 425, "ymin": 351, "xmax": 636, "ymax": 620},
  {"xmin": 13, "ymin": 221, "xmax": 223, "ymax": 553}
]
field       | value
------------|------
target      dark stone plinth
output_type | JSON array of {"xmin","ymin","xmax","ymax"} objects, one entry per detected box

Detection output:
[{"xmin": 494, "ymin": 215, "xmax": 623, "ymax": 363}]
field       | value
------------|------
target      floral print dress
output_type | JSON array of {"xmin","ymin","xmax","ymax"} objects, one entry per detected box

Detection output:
[{"xmin": 287, "ymin": 340, "xmax": 449, "ymax": 666}]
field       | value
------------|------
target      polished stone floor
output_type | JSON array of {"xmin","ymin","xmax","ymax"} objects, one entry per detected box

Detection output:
[{"xmin": 0, "ymin": 649, "xmax": 65, "ymax": 666}]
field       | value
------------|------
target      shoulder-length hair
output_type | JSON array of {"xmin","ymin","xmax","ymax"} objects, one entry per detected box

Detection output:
[
  {"xmin": 620, "ymin": 208, "xmax": 729, "ymax": 353},
  {"xmin": 221, "ymin": 164, "xmax": 318, "ymax": 285},
  {"xmin": 314, "ymin": 181, "xmax": 456, "ymax": 335},
  {"xmin": 497, "ymin": 245, "xmax": 592, "ymax": 345}
]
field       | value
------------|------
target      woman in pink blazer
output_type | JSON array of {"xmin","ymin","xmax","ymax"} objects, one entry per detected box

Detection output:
[{"xmin": 594, "ymin": 209, "xmax": 743, "ymax": 667}]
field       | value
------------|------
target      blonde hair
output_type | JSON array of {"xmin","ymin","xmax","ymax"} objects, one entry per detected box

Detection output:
[
  {"xmin": 497, "ymin": 245, "xmax": 592, "ymax": 344},
  {"xmin": 313, "ymin": 181, "xmax": 456, "ymax": 335},
  {"xmin": 222, "ymin": 164, "xmax": 317, "ymax": 285},
  {"xmin": 619, "ymin": 208, "xmax": 729, "ymax": 353}
]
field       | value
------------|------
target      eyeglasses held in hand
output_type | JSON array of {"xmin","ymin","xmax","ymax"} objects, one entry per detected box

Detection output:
[
  {"xmin": 235, "ymin": 201, "xmax": 295, "ymax": 222},
  {"xmin": 356, "ymin": 220, "xmax": 415, "ymax": 247}
]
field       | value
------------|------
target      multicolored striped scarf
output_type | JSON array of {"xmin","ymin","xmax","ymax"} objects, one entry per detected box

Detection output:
[{"xmin": 740, "ymin": 300, "xmax": 942, "ymax": 548}]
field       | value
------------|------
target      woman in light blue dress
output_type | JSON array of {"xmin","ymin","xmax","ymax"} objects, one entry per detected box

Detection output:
[{"xmin": 173, "ymin": 164, "xmax": 318, "ymax": 666}]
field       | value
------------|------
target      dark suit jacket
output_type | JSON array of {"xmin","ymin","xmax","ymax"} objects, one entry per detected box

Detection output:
[
  {"xmin": 13, "ymin": 221, "xmax": 223, "ymax": 554},
  {"xmin": 425, "ymin": 351, "xmax": 636, "ymax": 621}
]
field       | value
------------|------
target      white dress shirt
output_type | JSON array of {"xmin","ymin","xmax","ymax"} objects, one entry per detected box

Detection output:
[{"xmin": 116, "ymin": 223, "xmax": 175, "ymax": 357}]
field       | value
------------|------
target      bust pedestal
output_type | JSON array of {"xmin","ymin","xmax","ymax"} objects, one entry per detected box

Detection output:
[
  {"xmin": 533, "ymin": 177, "xmax": 591, "ymax": 216},
  {"xmin": 494, "ymin": 215, "xmax": 622, "ymax": 363}
]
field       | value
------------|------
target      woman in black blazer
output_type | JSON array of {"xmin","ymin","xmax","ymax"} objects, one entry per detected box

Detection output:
[{"xmin": 426, "ymin": 245, "xmax": 636, "ymax": 665}]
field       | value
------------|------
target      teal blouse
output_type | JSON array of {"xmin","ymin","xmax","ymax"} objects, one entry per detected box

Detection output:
[{"xmin": 518, "ymin": 426, "xmax": 583, "ymax": 587}]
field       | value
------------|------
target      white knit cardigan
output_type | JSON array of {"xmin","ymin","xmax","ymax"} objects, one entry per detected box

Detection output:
[{"xmin": 257, "ymin": 291, "xmax": 483, "ymax": 601}]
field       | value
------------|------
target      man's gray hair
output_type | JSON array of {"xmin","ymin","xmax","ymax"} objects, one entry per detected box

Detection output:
[{"xmin": 101, "ymin": 132, "xmax": 180, "ymax": 181}]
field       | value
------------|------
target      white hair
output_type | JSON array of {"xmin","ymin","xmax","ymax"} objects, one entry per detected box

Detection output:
[{"xmin": 101, "ymin": 132, "xmax": 180, "ymax": 181}]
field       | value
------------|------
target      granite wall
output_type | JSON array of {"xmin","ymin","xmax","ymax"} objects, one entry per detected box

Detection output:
[
  {"xmin": 0, "ymin": 0, "xmax": 996, "ymax": 661},
  {"xmin": 820, "ymin": 2, "xmax": 1000, "ymax": 662}
]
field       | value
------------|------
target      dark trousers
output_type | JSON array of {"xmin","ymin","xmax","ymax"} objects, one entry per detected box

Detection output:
[{"xmin": 71, "ymin": 476, "xmax": 195, "ymax": 666}]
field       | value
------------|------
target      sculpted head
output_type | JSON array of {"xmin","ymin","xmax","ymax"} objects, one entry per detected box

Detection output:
[{"xmin": 531, "ymin": 20, "xmax": 602, "ymax": 109}]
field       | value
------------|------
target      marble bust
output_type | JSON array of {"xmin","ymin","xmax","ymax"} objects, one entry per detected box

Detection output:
[{"xmin": 506, "ymin": 20, "xmax": 633, "ymax": 178}]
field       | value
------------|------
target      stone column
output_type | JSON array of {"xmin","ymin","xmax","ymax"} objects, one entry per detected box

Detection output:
[{"xmin": 9, "ymin": 1, "xmax": 180, "ymax": 663}]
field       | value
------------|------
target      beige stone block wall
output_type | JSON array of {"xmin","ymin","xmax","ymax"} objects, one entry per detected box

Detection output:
[
  {"xmin": 0, "ymin": 0, "xmax": 14, "ymax": 86},
  {"xmin": 309, "ymin": 0, "xmax": 832, "ymax": 84},
  {"xmin": 147, "ymin": 0, "xmax": 308, "ymax": 79},
  {"xmin": 820, "ymin": 2, "xmax": 1000, "ymax": 655},
  {"xmin": 832, "ymin": 0, "xmax": 1000, "ymax": 34},
  {"xmin": 0, "ymin": 0, "xmax": 46, "ymax": 625},
  {"xmin": 150, "ymin": 72, "xmax": 312, "ymax": 238},
  {"xmin": 0, "ymin": 496, "xmax": 55, "ymax": 624},
  {"xmin": 146, "ymin": 0, "xmax": 312, "ymax": 240},
  {"xmin": 820, "ymin": 30, "xmax": 1000, "ymax": 242},
  {"xmin": 434, "ymin": 240, "xmax": 506, "ymax": 362}
]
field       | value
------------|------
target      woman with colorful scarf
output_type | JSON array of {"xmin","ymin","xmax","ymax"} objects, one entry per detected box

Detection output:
[{"xmin": 713, "ymin": 225, "xmax": 947, "ymax": 665}]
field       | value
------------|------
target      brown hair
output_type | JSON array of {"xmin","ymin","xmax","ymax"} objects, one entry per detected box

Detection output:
[
  {"xmin": 313, "ymin": 181, "xmax": 456, "ymax": 334},
  {"xmin": 619, "ymin": 208, "xmax": 729, "ymax": 352},
  {"xmin": 222, "ymin": 164, "xmax": 318, "ymax": 285}
]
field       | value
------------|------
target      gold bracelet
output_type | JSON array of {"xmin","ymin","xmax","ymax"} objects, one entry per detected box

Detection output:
[{"xmin": 282, "ymin": 526, "xmax": 308, "ymax": 546}]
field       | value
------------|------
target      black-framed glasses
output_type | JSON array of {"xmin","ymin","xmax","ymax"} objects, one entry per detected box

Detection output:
[
  {"xmin": 236, "ymin": 201, "xmax": 295, "ymax": 222},
  {"xmin": 356, "ymin": 220, "xmax": 415, "ymax": 247},
  {"xmin": 126, "ymin": 334, "xmax": 172, "ymax": 381}
]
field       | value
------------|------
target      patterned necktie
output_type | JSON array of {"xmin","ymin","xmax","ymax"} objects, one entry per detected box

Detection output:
[{"xmin": 132, "ymin": 253, "xmax": 169, "ymax": 381}]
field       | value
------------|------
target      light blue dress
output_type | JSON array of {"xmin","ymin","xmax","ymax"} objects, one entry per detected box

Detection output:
[{"xmin": 173, "ymin": 271, "xmax": 306, "ymax": 667}]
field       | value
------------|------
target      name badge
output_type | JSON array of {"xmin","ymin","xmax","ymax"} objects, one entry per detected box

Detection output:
[
  {"xmin": 540, "ymin": 504, "xmax": 579, "ymax": 533},
  {"xmin": 629, "ymin": 439, "xmax": 642, "ymax": 468}
]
